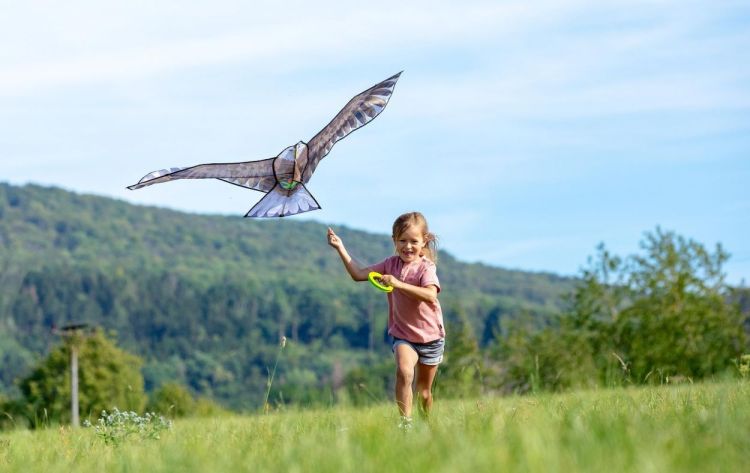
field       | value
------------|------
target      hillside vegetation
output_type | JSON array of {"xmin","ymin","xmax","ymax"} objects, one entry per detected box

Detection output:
[{"xmin": 0, "ymin": 183, "xmax": 572, "ymax": 409}]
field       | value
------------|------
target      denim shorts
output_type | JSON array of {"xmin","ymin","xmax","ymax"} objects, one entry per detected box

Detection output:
[{"xmin": 392, "ymin": 337, "xmax": 445, "ymax": 365}]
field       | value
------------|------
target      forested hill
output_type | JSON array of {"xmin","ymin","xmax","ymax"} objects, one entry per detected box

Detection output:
[{"xmin": 0, "ymin": 182, "xmax": 574, "ymax": 408}]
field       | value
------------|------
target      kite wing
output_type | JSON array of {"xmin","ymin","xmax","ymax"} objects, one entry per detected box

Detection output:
[
  {"xmin": 127, "ymin": 158, "xmax": 277, "ymax": 193},
  {"xmin": 299, "ymin": 72, "xmax": 401, "ymax": 184}
]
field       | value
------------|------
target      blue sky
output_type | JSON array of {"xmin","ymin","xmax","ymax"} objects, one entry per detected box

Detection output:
[{"xmin": 2, "ymin": 0, "xmax": 748, "ymax": 283}]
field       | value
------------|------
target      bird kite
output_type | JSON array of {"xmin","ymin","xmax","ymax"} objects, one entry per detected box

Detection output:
[{"xmin": 128, "ymin": 72, "xmax": 401, "ymax": 218}]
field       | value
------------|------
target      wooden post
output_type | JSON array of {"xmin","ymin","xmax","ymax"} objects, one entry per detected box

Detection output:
[{"xmin": 54, "ymin": 322, "xmax": 89, "ymax": 428}]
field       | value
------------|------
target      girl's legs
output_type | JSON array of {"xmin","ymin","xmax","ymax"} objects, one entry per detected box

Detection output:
[
  {"xmin": 415, "ymin": 362, "xmax": 439, "ymax": 416},
  {"xmin": 394, "ymin": 343, "xmax": 419, "ymax": 418}
]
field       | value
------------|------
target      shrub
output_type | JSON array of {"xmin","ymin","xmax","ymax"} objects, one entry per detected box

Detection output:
[{"xmin": 83, "ymin": 408, "xmax": 171, "ymax": 446}]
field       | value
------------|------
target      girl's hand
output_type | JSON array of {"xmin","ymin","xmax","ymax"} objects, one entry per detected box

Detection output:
[
  {"xmin": 378, "ymin": 274, "xmax": 401, "ymax": 289},
  {"xmin": 327, "ymin": 227, "xmax": 344, "ymax": 250}
]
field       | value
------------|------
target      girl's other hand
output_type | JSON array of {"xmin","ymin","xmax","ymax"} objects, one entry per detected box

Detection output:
[
  {"xmin": 327, "ymin": 227, "xmax": 343, "ymax": 249},
  {"xmin": 379, "ymin": 274, "xmax": 400, "ymax": 289}
]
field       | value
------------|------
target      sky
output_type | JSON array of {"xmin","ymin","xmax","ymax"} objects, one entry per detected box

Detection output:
[{"xmin": 1, "ymin": 0, "xmax": 749, "ymax": 284}]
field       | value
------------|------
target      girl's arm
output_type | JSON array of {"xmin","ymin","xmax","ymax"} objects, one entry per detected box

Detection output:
[
  {"xmin": 327, "ymin": 227, "xmax": 369, "ymax": 281},
  {"xmin": 379, "ymin": 275, "xmax": 439, "ymax": 304}
]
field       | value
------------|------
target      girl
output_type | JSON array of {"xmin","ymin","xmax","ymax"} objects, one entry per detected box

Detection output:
[{"xmin": 327, "ymin": 212, "xmax": 445, "ymax": 428}]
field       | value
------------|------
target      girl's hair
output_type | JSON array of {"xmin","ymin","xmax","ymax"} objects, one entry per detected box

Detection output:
[{"xmin": 392, "ymin": 211, "xmax": 439, "ymax": 264}]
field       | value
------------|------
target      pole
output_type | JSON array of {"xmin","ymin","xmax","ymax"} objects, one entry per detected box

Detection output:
[{"xmin": 55, "ymin": 323, "xmax": 89, "ymax": 428}]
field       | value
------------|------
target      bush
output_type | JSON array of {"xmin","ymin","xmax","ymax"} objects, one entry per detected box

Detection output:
[
  {"xmin": 147, "ymin": 383, "xmax": 195, "ymax": 418},
  {"xmin": 84, "ymin": 408, "xmax": 171, "ymax": 446},
  {"xmin": 147, "ymin": 382, "xmax": 228, "ymax": 418}
]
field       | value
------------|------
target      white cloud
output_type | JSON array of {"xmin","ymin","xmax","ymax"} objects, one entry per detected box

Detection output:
[{"xmin": 0, "ymin": 0, "xmax": 589, "ymax": 96}]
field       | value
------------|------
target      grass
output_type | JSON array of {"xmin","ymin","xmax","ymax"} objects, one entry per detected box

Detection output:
[{"xmin": 1, "ymin": 381, "xmax": 749, "ymax": 472}]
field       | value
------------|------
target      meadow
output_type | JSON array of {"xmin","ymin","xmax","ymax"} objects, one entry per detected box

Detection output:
[{"xmin": 1, "ymin": 381, "xmax": 748, "ymax": 472}]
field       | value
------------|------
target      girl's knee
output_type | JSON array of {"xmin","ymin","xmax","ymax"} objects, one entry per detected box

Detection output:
[
  {"xmin": 396, "ymin": 367, "xmax": 414, "ymax": 384},
  {"xmin": 418, "ymin": 388, "xmax": 432, "ymax": 402}
]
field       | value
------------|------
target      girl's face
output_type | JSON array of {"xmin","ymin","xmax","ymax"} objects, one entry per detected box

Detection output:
[{"xmin": 393, "ymin": 225, "xmax": 426, "ymax": 264}]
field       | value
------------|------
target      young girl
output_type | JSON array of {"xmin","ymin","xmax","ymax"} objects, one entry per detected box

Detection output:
[{"xmin": 327, "ymin": 212, "xmax": 445, "ymax": 428}]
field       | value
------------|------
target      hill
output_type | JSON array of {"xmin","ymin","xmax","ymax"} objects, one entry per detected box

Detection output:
[{"xmin": 0, "ymin": 182, "xmax": 574, "ymax": 408}]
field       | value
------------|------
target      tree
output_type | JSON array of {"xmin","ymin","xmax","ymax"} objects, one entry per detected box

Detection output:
[
  {"xmin": 146, "ymin": 381, "xmax": 229, "ymax": 419},
  {"xmin": 611, "ymin": 228, "xmax": 746, "ymax": 380},
  {"xmin": 436, "ymin": 304, "xmax": 484, "ymax": 398},
  {"xmin": 492, "ymin": 310, "xmax": 599, "ymax": 394},
  {"xmin": 342, "ymin": 358, "xmax": 393, "ymax": 406},
  {"xmin": 572, "ymin": 228, "xmax": 746, "ymax": 382},
  {"xmin": 147, "ymin": 382, "xmax": 195, "ymax": 418},
  {"xmin": 493, "ymin": 228, "xmax": 747, "ymax": 392},
  {"xmin": 18, "ymin": 330, "xmax": 146, "ymax": 426}
]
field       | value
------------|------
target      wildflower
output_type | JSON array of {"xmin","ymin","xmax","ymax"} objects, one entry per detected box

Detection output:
[
  {"xmin": 84, "ymin": 408, "xmax": 172, "ymax": 446},
  {"xmin": 263, "ymin": 335, "xmax": 287, "ymax": 413}
]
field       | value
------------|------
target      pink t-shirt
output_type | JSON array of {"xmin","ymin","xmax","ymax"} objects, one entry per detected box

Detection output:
[{"xmin": 367, "ymin": 255, "xmax": 445, "ymax": 343}]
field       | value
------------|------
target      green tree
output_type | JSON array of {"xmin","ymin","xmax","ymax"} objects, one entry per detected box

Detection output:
[
  {"xmin": 437, "ymin": 304, "xmax": 484, "ymax": 398},
  {"xmin": 147, "ymin": 382, "xmax": 227, "ymax": 418},
  {"xmin": 612, "ymin": 228, "xmax": 746, "ymax": 380},
  {"xmin": 493, "ymin": 228, "xmax": 746, "ymax": 392},
  {"xmin": 18, "ymin": 330, "xmax": 146, "ymax": 426},
  {"xmin": 343, "ymin": 359, "xmax": 393, "ymax": 406},
  {"xmin": 493, "ymin": 311, "xmax": 599, "ymax": 394},
  {"xmin": 147, "ymin": 382, "xmax": 195, "ymax": 418},
  {"xmin": 569, "ymin": 228, "xmax": 746, "ymax": 384}
]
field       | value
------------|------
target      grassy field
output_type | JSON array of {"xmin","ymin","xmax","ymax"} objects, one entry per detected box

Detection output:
[{"xmin": 1, "ymin": 381, "xmax": 748, "ymax": 472}]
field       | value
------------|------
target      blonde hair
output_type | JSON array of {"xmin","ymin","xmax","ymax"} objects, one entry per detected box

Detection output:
[{"xmin": 392, "ymin": 211, "xmax": 439, "ymax": 264}]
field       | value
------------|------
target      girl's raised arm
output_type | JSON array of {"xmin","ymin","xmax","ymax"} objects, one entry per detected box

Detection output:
[{"xmin": 327, "ymin": 228, "xmax": 369, "ymax": 281}]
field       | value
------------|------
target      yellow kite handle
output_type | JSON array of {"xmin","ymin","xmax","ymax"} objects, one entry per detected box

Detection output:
[{"xmin": 368, "ymin": 272, "xmax": 393, "ymax": 293}]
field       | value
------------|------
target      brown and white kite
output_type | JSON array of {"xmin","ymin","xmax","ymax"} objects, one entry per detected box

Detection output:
[{"xmin": 128, "ymin": 72, "xmax": 401, "ymax": 218}]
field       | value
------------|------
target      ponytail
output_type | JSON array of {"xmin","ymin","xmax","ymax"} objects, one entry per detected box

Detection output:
[{"xmin": 422, "ymin": 230, "xmax": 439, "ymax": 264}]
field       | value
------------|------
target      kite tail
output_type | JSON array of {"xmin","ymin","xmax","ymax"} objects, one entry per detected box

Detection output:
[{"xmin": 245, "ymin": 184, "xmax": 321, "ymax": 218}]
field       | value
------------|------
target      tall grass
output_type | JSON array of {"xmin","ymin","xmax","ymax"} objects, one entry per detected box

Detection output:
[{"xmin": 1, "ymin": 381, "xmax": 748, "ymax": 472}]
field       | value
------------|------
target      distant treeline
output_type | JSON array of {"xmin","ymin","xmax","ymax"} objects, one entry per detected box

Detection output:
[{"xmin": 0, "ymin": 183, "xmax": 573, "ymax": 410}]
